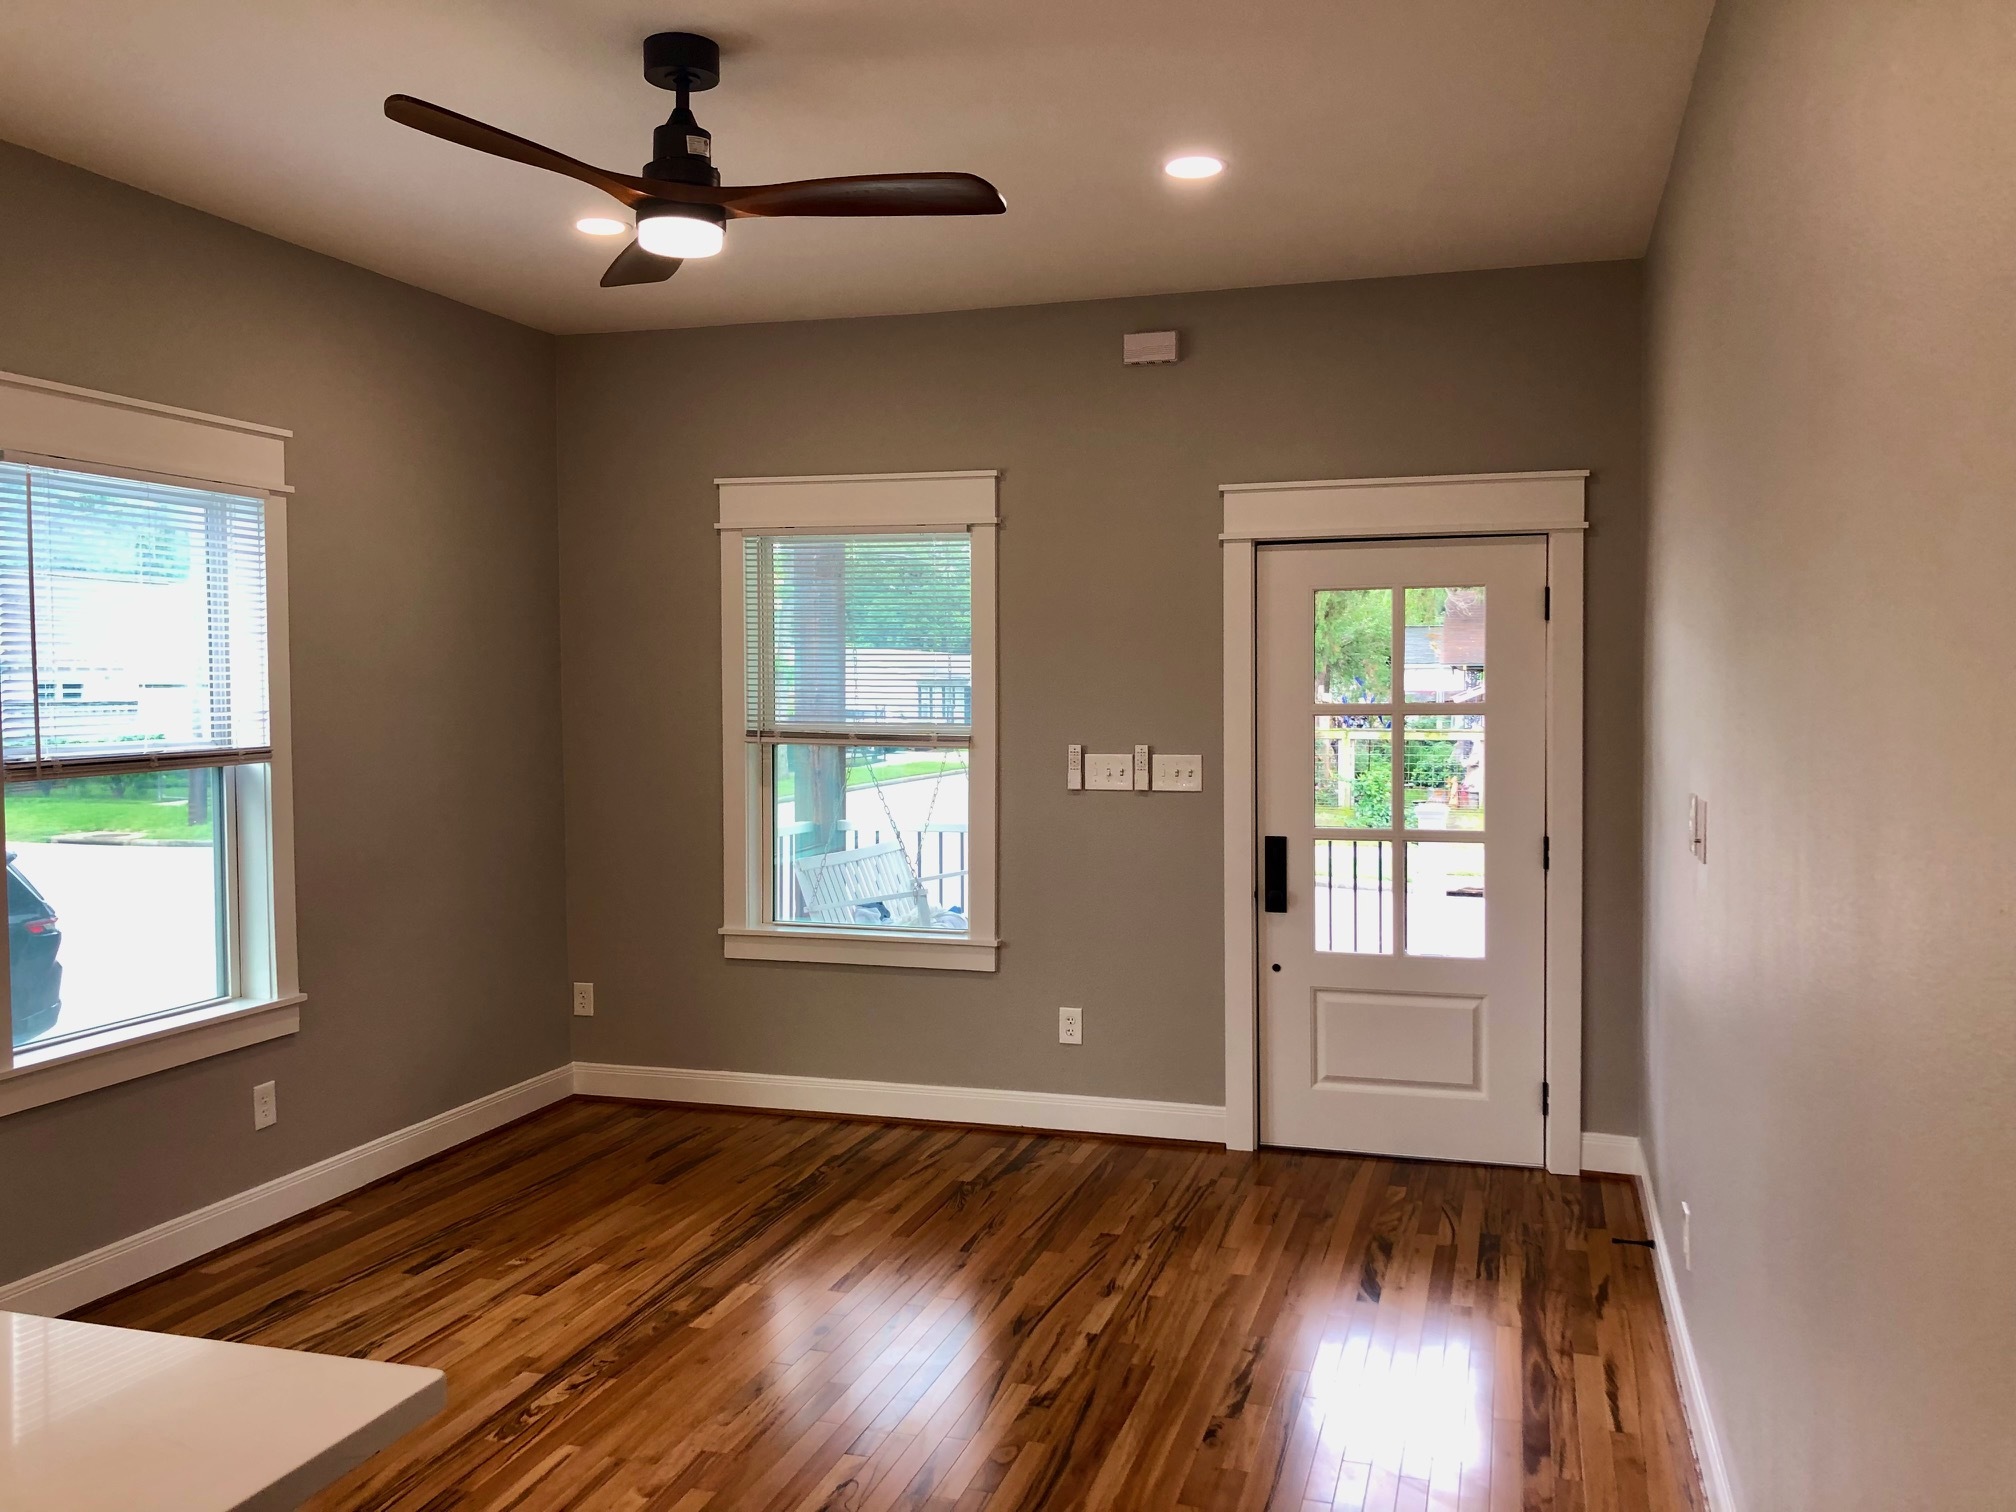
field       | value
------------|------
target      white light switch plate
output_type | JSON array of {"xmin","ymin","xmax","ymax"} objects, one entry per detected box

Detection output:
[
  {"xmin": 1085, "ymin": 753, "xmax": 1133, "ymax": 790},
  {"xmin": 1151, "ymin": 754, "xmax": 1204, "ymax": 791}
]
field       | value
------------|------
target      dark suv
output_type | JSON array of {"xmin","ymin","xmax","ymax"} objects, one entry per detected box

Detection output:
[{"xmin": 7, "ymin": 853, "xmax": 62, "ymax": 1044}]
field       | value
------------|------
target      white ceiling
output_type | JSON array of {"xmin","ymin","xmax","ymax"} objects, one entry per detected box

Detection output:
[{"xmin": 0, "ymin": 1, "xmax": 1714, "ymax": 335}]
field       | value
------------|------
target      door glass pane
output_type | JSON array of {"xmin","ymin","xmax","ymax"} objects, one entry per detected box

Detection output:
[
  {"xmin": 1403, "ymin": 715, "xmax": 1485, "ymax": 830},
  {"xmin": 771, "ymin": 744, "xmax": 969, "ymax": 931},
  {"xmin": 1314, "ymin": 716, "xmax": 1391, "ymax": 828},
  {"xmin": 1316, "ymin": 840, "xmax": 1393, "ymax": 954},
  {"xmin": 1314, "ymin": 588, "xmax": 1392, "ymax": 703},
  {"xmin": 1402, "ymin": 587, "xmax": 1485, "ymax": 703},
  {"xmin": 1405, "ymin": 841, "xmax": 1485, "ymax": 958},
  {"xmin": 7, "ymin": 766, "xmax": 229, "ymax": 1049}
]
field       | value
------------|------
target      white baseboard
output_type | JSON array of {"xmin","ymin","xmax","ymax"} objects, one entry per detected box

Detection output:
[
  {"xmin": 1580, "ymin": 1132, "xmax": 1738, "ymax": 1512},
  {"xmin": 573, "ymin": 1062, "xmax": 1229, "ymax": 1145},
  {"xmin": 1579, "ymin": 1130, "xmax": 1647, "ymax": 1178},
  {"xmin": 0, "ymin": 1064, "xmax": 574, "ymax": 1318}
]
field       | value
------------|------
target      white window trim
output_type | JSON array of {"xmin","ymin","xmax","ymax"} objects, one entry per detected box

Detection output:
[
  {"xmin": 0, "ymin": 371, "xmax": 300, "ymax": 1117},
  {"xmin": 1219, "ymin": 469, "xmax": 1586, "ymax": 1173},
  {"xmin": 719, "ymin": 470, "xmax": 999, "ymax": 972}
]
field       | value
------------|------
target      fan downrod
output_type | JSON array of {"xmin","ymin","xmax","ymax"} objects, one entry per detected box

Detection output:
[{"xmin": 643, "ymin": 32, "xmax": 720, "ymax": 93}]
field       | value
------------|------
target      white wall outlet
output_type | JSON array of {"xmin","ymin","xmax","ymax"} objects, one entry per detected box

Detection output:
[
  {"xmin": 1689, "ymin": 795, "xmax": 1708, "ymax": 863},
  {"xmin": 572, "ymin": 982, "xmax": 595, "ymax": 1017},
  {"xmin": 1059, "ymin": 1006, "xmax": 1083, "ymax": 1044},
  {"xmin": 1681, "ymin": 1200, "xmax": 1693, "ymax": 1271},
  {"xmin": 252, "ymin": 1080, "xmax": 277, "ymax": 1130},
  {"xmin": 1066, "ymin": 744, "xmax": 1083, "ymax": 791},
  {"xmin": 1151, "ymin": 754, "xmax": 1204, "ymax": 791},
  {"xmin": 1085, "ymin": 753, "xmax": 1133, "ymax": 790},
  {"xmin": 1133, "ymin": 744, "xmax": 1152, "ymax": 791}
]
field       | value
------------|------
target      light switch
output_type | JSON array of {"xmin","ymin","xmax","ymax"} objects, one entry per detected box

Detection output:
[
  {"xmin": 1066, "ymin": 744, "xmax": 1083, "ymax": 791},
  {"xmin": 1151, "ymin": 754, "xmax": 1204, "ymax": 791},
  {"xmin": 1689, "ymin": 795, "xmax": 1708, "ymax": 863},
  {"xmin": 1133, "ymin": 744, "xmax": 1151, "ymax": 792},
  {"xmin": 1085, "ymin": 753, "xmax": 1133, "ymax": 790}
]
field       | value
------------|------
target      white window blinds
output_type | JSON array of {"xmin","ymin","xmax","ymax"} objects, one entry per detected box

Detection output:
[
  {"xmin": 0, "ymin": 462, "xmax": 270, "ymax": 777},
  {"xmin": 744, "ymin": 533, "xmax": 973, "ymax": 743}
]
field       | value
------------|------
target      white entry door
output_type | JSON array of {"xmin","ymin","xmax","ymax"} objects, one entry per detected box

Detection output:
[{"xmin": 1258, "ymin": 537, "xmax": 1549, "ymax": 1165}]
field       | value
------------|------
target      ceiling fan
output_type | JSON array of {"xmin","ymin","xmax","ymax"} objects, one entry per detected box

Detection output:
[{"xmin": 386, "ymin": 31, "xmax": 1006, "ymax": 288}]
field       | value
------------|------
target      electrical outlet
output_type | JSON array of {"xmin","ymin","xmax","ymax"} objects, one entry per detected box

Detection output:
[
  {"xmin": 1681, "ymin": 1201, "xmax": 1693, "ymax": 1271},
  {"xmin": 1059, "ymin": 1006, "xmax": 1083, "ymax": 1044},
  {"xmin": 1085, "ymin": 753, "xmax": 1133, "ymax": 791},
  {"xmin": 1151, "ymin": 754, "xmax": 1204, "ymax": 791},
  {"xmin": 1132, "ymin": 744, "xmax": 1151, "ymax": 792},
  {"xmin": 573, "ymin": 982, "xmax": 595, "ymax": 1017},
  {"xmin": 252, "ymin": 1081, "xmax": 277, "ymax": 1130}
]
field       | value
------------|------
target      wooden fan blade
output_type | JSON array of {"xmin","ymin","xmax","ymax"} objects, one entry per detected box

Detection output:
[
  {"xmin": 712, "ymin": 173, "xmax": 1006, "ymax": 218},
  {"xmin": 385, "ymin": 95, "xmax": 647, "ymax": 208},
  {"xmin": 599, "ymin": 241, "xmax": 681, "ymax": 287}
]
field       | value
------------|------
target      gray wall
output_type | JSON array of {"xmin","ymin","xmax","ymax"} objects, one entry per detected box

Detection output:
[
  {"xmin": 0, "ymin": 143, "xmax": 570, "ymax": 1285},
  {"xmin": 1643, "ymin": 0, "xmax": 2016, "ymax": 1504},
  {"xmin": 557, "ymin": 264, "xmax": 1649, "ymax": 1128}
]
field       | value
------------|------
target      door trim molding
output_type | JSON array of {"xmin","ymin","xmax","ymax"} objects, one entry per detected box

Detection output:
[{"xmin": 1220, "ymin": 470, "xmax": 1587, "ymax": 1173}]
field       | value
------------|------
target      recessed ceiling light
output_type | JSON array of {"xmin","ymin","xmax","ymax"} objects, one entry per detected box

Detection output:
[
  {"xmin": 575, "ymin": 216, "xmax": 628, "ymax": 236},
  {"xmin": 1164, "ymin": 155, "xmax": 1224, "ymax": 180}
]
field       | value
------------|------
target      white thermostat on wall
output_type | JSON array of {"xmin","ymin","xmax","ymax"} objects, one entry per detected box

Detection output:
[{"xmin": 1122, "ymin": 330, "xmax": 1180, "ymax": 365}]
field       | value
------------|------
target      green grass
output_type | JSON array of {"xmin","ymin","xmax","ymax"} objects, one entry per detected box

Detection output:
[
  {"xmin": 1316, "ymin": 791, "xmax": 1486, "ymax": 831},
  {"xmin": 775, "ymin": 756, "xmax": 966, "ymax": 803},
  {"xmin": 3, "ymin": 794, "xmax": 213, "ymax": 843}
]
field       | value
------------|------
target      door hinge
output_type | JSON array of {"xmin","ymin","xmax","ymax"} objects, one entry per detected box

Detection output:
[
  {"xmin": 1542, "ymin": 835, "xmax": 1551, "ymax": 870},
  {"xmin": 1543, "ymin": 585, "xmax": 1551, "ymax": 621},
  {"xmin": 1542, "ymin": 1080, "xmax": 1551, "ymax": 1116}
]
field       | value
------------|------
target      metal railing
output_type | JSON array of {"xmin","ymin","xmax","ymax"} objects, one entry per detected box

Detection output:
[{"xmin": 1314, "ymin": 838, "xmax": 1392, "ymax": 954}]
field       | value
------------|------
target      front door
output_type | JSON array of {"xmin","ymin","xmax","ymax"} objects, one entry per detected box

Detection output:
[{"xmin": 1258, "ymin": 537, "xmax": 1548, "ymax": 1165}]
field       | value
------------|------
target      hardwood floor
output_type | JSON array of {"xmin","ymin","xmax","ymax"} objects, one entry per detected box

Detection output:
[{"xmin": 81, "ymin": 1101, "xmax": 1705, "ymax": 1511}]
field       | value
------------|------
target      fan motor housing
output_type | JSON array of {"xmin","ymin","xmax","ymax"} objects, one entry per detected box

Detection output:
[{"xmin": 644, "ymin": 32, "xmax": 720, "ymax": 93}]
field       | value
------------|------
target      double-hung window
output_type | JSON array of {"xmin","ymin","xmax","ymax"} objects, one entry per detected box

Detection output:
[
  {"xmin": 720, "ymin": 472, "xmax": 997, "ymax": 971},
  {"xmin": 0, "ymin": 371, "xmax": 297, "ymax": 1112}
]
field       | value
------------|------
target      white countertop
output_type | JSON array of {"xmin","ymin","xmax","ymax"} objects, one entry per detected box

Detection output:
[{"xmin": 0, "ymin": 1310, "xmax": 445, "ymax": 1511}]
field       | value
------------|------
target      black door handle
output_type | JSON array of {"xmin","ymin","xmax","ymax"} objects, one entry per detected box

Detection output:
[{"xmin": 1263, "ymin": 835, "xmax": 1287, "ymax": 913}]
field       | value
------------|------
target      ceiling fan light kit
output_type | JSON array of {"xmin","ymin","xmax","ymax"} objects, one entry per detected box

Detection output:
[
  {"xmin": 384, "ymin": 29, "xmax": 1004, "ymax": 290},
  {"xmin": 637, "ymin": 201, "xmax": 725, "ymax": 258}
]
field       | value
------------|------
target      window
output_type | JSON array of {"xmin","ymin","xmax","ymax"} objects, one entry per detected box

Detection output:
[
  {"xmin": 0, "ymin": 461, "xmax": 285, "ymax": 1059},
  {"xmin": 720, "ymin": 472, "xmax": 997, "ymax": 971}
]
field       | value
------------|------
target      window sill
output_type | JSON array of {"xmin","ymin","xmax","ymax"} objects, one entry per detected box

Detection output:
[
  {"xmin": 721, "ymin": 926, "xmax": 999, "ymax": 973},
  {"xmin": 0, "ymin": 994, "xmax": 305, "ymax": 1118}
]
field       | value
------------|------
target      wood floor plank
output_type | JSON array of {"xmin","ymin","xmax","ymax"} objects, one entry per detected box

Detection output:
[{"xmin": 79, "ymin": 1103, "xmax": 1707, "ymax": 1511}]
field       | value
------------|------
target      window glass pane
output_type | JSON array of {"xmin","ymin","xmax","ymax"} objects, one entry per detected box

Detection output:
[
  {"xmin": 0, "ymin": 464, "xmax": 268, "ymax": 768},
  {"xmin": 1401, "ymin": 587, "xmax": 1485, "ymax": 703},
  {"xmin": 1314, "ymin": 588, "xmax": 1392, "ymax": 703},
  {"xmin": 1405, "ymin": 841, "xmax": 1484, "ymax": 959},
  {"xmin": 1403, "ymin": 715, "xmax": 1485, "ymax": 830},
  {"xmin": 745, "ymin": 535, "xmax": 972, "ymax": 737},
  {"xmin": 1316, "ymin": 840, "xmax": 1393, "ymax": 954},
  {"xmin": 7, "ymin": 766, "xmax": 229, "ymax": 1049},
  {"xmin": 1314, "ymin": 716, "xmax": 1392, "ymax": 828},
  {"xmin": 771, "ymin": 745, "xmax": 968, "ymax": 931}
]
